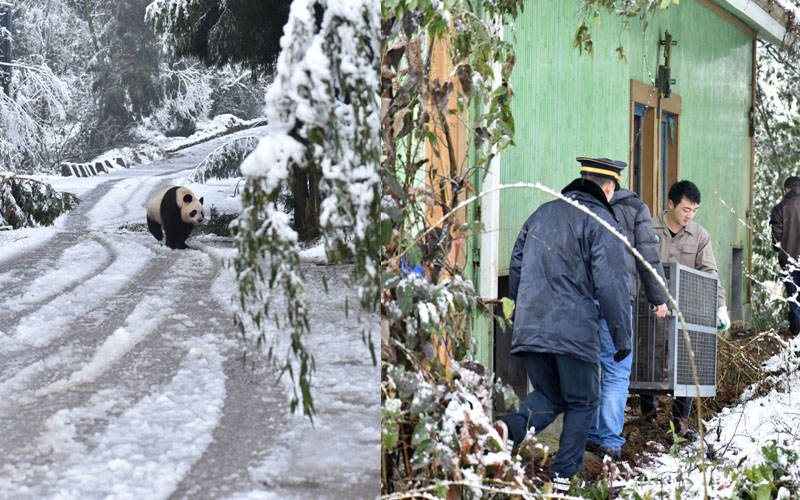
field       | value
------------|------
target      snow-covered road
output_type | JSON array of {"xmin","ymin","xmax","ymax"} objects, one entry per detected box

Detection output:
[{"xmin": 0, "ymin": 130, "xmax": 379, "ymax": 499}]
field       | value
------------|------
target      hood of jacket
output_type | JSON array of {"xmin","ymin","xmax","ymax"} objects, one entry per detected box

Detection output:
[{"xmin": 610, "ymin": 188, "xmax": 637, "ymax": 206}]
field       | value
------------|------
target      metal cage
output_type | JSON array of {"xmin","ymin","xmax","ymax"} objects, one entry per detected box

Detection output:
[{"xmin": 629, "ymin": 262, "xmax": 718, "ymax": 397}]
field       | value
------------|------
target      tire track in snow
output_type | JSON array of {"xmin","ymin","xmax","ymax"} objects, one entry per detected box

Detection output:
[
  {"xmin": 0, "ymin": 231, "xmax": 183, "ymax": 410},
  {"xmin": 7, "ymin": 236, "xmax": 153, "ymax": 350},
  {"xmin": 0, "ymin": 177, "xmax": 125, "ymax": 308},
  {"xmin": 38, "ymin": 248, "xmax": 217, "ymax": 396},
  {"xmin": 87, "ymin": 176, "xmax": 162, "ymax": 230},
  {"xmin": 4, "ymin": 336, "xmax": 227, "ymax": 499},
  {"xmin": 1, "ymin": 238, "xmax": 112, "ymax": 319},
  {"xmin": 237, "ymin": 264, "xmax": 380, "ymax": 499},
  {"xmin": 0, "ymin": 238, "xmax": 217, "ymax": 407},
  {"xmin": 166, "ymin": 246, "xmax": 290, "ymax": 500},
  {"xmin": 0, "ymin": 244, "xmax": 223, "ymax": 493},
  {"xmin": 0, "ymin": 225, "xmax": 61, "ymax": 272},
  {"xmin": 0, "ymin": 235, "xmax": 155, "ymax": 413},
  {"xmin": 53, "ymin": 338, "xmax": 226, "ymax": 499}
]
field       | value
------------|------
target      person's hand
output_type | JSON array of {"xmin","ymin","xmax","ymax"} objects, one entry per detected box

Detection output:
[
  {"xmin": 652, "ymin": 303, "xmax": 668, "ymax": 318},
  {"xmin": 717, "ymin": 306, "xmax": 730, "ymax": 332},
  {"xmin": 613, "ymin": 349, "xmax": 631, "ymax": 362}
]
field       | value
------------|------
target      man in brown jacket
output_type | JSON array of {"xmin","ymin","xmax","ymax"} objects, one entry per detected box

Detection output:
[
  {"xmin": 640, "ymin": 180, "xmax": 728, "ymax": 438},
  {"xmin": 769, "ymin": 176, "xmax": 800, "ymax": 335}
]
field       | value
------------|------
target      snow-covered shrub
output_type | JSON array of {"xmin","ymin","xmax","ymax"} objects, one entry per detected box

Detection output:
[
  {"xmin": 209, "ymin": 67, "xmax": 270, "ymax": 120},
  {"xmin": 0, "ymin": 175, "xmax": 79, "ymax": 229},
  {"xmin": 383, "ymin": 361, "xmax": 526, "ymax": 497},
  {"xmin": 382, "ymin": 271, "xmax": 524, "ymax": 496},
  {"xmin": 727, "ymin": 443, "xmax": 798, "ymax": 499},
  {"xmin": 187, "ymin": 136, "xmax": 259, "ymax": 184},
  {"xmin": 0, "ymin": 62, "xmax": 73, "ymax": 173}
]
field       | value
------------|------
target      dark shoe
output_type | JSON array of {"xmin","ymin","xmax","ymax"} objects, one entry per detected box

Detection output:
[
  {"xmin": 640, "ymin": 394, "xmax": 658, "ymax": 420},
  {"xmin": 585, "ymin": 441, "xmax": 601, "ymax": 454},
  {"xmin": 599, "ymin": 447, "xmax": 622, "ymax": 461}
]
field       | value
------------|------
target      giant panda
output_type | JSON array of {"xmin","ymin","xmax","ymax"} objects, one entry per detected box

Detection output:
[{"xmin": 146, "ymin": 185, "xmax": 204, "ymax": 249}]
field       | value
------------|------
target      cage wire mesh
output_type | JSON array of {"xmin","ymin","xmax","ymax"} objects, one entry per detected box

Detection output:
[{"xmin": 630, "ymin": 262, "xmax": 718, "ymax": 397}]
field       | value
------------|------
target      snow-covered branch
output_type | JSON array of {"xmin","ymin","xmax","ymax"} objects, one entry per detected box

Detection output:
[{"xmin": 231, "ymin": 0, "xmax": 379, "ymax": 418}]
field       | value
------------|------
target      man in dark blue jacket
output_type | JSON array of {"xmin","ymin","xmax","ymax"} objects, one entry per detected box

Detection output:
[{"xmin": 495, "ymin": 158, "xmax": 632, "ymax": 490}]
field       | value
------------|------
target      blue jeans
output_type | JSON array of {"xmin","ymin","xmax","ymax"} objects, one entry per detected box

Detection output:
[
  {"xmin": 500, "ymin": 352, "xmax": 600, "ymax": 480},
  {"xmin": 784, "ymin": 270, "xmax": 800, "ymax": 331},
  {"xmin": 587, "ymin": 304, "xmax": 633, "ymax": 451}
]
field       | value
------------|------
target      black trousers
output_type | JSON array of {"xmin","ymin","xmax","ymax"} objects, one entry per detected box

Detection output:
[
  {"xmin": 500, "ymin": 352, "xmax": 600, "ymax": 480},
  {"xmin": 640, "ymin": 394, "xmax": 692, "ymax": 421}
]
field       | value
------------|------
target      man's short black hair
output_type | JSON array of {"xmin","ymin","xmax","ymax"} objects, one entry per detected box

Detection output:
[
  {"xmin": 668, "ymin": 180, "xmax": 701, "ymax": 206},
  {"xmin": 784, "ymin": 176, "xmax": 800, "ymax": 191}
]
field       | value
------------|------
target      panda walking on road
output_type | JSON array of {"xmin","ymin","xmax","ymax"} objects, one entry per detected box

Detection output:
[{"xmin": 146, "ymin": 185, "xmax": 204, "ymax": 250}]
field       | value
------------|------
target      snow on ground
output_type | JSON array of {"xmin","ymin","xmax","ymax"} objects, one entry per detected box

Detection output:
[
  {"xmin": 0, "ymin": 128, "xmax": 378, "ymax": 499},
  {"xmin": 244, "ymin": 266, "xmax": 377, "ymax": 495},
  {"xmin": 625, "ymin": 333, "xmax": 800, "ymax": 498},
  {"xmin": 1, "ymin": 240, "xmax": 106, "ymax": 315},
  {"xmin": 0, "ymin": 223, "xmax": 62, "ymax": 264},
  {"xmin": 9, "ymin": 237, "xmax": 152, "ymax": 350},
  {"xmin": 40, "ymin": 336, "xmax": 227, "ymax": 500}
]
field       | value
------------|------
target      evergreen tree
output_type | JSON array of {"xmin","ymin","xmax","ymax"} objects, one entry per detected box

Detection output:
[
  {"xmin": 146, "ymin": 0, "xmax": 290, "ymax": 77},
  {"xmin": 90, "ymin": 0, "xmax": 162, "ymax": 150}
]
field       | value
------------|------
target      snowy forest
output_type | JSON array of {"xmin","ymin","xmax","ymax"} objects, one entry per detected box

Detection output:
[
  {"xmin": 0, "ymin": 0, "xmax": 269, "ymax": 175},
  {"xmin": 0, "ymin": 0, "xmax": 270, "ymax": 231},
  {"xmin": 381, "ymin": 0, "xmax": 800, "ymax": 498}
]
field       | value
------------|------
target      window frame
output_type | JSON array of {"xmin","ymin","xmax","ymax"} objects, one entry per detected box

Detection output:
[{"xmin": 630, "ymin": 80, "xmax": 681, "ymax": 215}]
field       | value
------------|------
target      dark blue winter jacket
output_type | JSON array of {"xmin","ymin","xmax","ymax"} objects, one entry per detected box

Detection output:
[
  {"xmin": 610, "ymin": 188, "xmax": 668, "ymax": 305},
  {"xmin": 508, "ymin": 179, "xmax": 632, "ymax": 364}
]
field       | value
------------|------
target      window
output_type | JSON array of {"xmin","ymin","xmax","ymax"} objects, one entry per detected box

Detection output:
[{"xmin": 630, "ymin": 80, "xmax": 681, "ymax": 215}]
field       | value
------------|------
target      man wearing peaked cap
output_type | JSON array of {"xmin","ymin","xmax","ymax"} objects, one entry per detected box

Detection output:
[
  {"xmin": 493, "ymin": 156, "xmax": 632, "ymax": 488},
  {"xmin": 576, "ymin": 157, "xmax": 627, "ymax": 188}
]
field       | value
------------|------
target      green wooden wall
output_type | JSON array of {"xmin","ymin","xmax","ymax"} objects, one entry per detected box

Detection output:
[{"xmin": 494, "ymin": 1, "xmax": 754, "ymax": 310}]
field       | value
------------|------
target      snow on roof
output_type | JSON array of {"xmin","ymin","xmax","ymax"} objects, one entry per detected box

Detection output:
[{"xmin": 715, "ymin": 0, "xmax": 799, "ymax": 50}]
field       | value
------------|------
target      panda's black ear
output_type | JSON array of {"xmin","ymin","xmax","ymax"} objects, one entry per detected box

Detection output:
[
  {"xmin": 199, "ymin": 197, "xmax": 204, "ymax": 205},
  {"xmin": 183, "ymin": 194, "xmax": 193, "ymax": 203}
]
